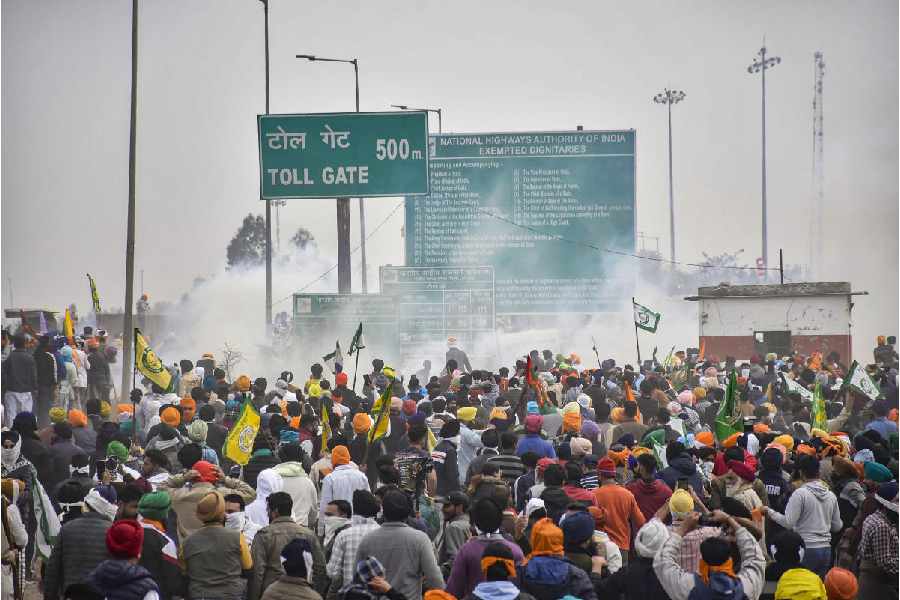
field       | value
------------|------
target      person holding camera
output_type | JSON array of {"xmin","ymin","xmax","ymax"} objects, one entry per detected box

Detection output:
[{"xmin": 653, "ymin": 510, "xmax": 765, "ymax": 600}]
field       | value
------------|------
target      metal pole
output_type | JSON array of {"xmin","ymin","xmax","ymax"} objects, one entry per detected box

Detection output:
[
  {"xmin": 779, "ymin": 248, "xmax": 784, "ymax": 285},
  {"xmin": 437, "ymin": 109, "xmax": 442, "ymax": 134},
  {"xmin": 337, "ymin": 199, "xmax": 352, "ymax": 293},
  {"xmin": 667, "ymin": 98, "xmax": 675, "ymax": 262},
  {"xmin": 632, "ymin": 297, "xmax": 641, "ymax": 365},
  {"xmin": 761, "ymin": 47, "xmax": 768, "ymax": 268},
  {"xmin": 121, "ymin": 0, "xmax": 138, "ymax": 408},
  {"xmin": 355, "ymin": 60, "xmax": 368, "ymax": 293},
  {"xmin": 263, "ymin": 0, "xmax": 273, "ymax": 331}
]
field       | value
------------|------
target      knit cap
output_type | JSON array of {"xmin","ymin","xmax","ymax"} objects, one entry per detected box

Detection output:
[
  {"xmin": 560, "ymin": 510, "xmax": 594, "ymax": 544},
  {"xmin": 106, "ymin": 519, "xmax": 144, "ymax": 559},
  {"xmin": 823, "ymin": 567, "xmax": 858, "ymax": 600}
]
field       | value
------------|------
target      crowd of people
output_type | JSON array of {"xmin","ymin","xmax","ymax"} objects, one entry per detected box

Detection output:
[{"xmin": 2, "ymin": 329, "xmax": 899, "ymax": 600}]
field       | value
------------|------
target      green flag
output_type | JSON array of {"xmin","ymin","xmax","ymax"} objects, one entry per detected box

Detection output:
[
  {"xmin": 812, "ymin": 381, "xmax": 827, "ymax": 430},
  {"xmin": 845, "ymin": 360, "xmax": 880, "ymax": 400},
  {"xmin": 715, "ymin": 370, "xmax": 742, "ymax": 442},
  {"xmin": 633, "ymin": 300, "xmax": 661, "ymax": 333},
  {"xmin": 348, "ymin": 322, "xmax": 365, "ymax": 356}
]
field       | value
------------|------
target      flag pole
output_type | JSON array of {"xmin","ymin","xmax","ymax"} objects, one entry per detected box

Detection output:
[
  {"xmin": 352, "ymin": 349, "xmax": 361, "ymax": 393},
  {"xmin": 632, "ymin": 298, "xmax": 642, "ymax": 366},
  {"xmin": 132, "ymin": 328, "xmax": 138, "ymax": 443}
]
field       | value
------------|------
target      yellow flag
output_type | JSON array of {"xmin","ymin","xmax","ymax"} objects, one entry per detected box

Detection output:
[
  {"xmin": 63, "ymin": 309, "xmax": 75, "ymax": 342},
  {"xmin": 368, "ymin": 366, "xmax": 396, "ymax": 443},
  {"xmin": 321, "ymin": 403, "xmax": 331, "ymax": 453},
  {"xmin": 134, "ymin": 328, "xmax": 172, "ymax": 391},
  {"xmin": 224, "ymin": 401, "xmax": 260, "ymax": 466}
]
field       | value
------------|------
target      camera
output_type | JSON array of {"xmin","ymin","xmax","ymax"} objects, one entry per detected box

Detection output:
[{"xmin": 698, "ymin": 514, "xmax": 719, "ymax": 527}]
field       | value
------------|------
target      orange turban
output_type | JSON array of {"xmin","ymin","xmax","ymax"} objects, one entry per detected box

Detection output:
[
  {"xmin": 722, "ymin": 433, "xmax": 741, "ymax": 448},
  {"xmin": 331, "ymin": 445, "xmax": 350, "ymax": 466},
  {"xmin": 753, "ymin": 423, "xmax": 770, "ymax": 434},
  {"xmin": 562, "ymin": 411, "xmax": 582, "ymax": 434},
  {"xmin": 528, "ymin": 518, "xmax": 564, "ymax": 560},
  {"xmin": 608, "ymin": 446, "xmax": 631, "ymax": 466},
  {"xmin": 695, "ymin": 431, "xmax": 715, "ymax": 447},
  {"xmin": 352, "ymin": 413, "xmax": 372, "ymax": 434},
  {"xmin": 610, "ymin": 407, "xmax": 625, "ymax": 424},
  {"xmin": 424, "ymin": 591, "xmax": 457, "ymax": 600},
  {"xmin": 236, "ymin": 375, "xmax": 251, "ymax": 392},
  {"xmin": 161, "ymin": 406, "xmax": 181, "ymax": 427},
  {"xmin": 795, "ymin": 444, "xmax": 816, "ymax": 457},
  {"xmin": 68, "ymin": 409, "xmax": 88, "ymax": 428}
]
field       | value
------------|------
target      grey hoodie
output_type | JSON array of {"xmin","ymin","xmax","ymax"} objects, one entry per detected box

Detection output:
[
  {"xmin": 273, "ymin": 461, "xmax": 319, "ymax": 528},
  {"xmin": 767, "ymin": 480, "xmax": 842, "ymax": 548}
]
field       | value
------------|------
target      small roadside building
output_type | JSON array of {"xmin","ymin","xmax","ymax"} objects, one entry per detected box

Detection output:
[{"xmin": 684, "ymin": 282, "xmax": 867, "ymax": 362}]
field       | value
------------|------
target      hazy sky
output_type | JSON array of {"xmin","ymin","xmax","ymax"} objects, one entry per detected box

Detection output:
[{"xmin": 2, "ymin": 1, "xmax": 897, "ymax": 360}]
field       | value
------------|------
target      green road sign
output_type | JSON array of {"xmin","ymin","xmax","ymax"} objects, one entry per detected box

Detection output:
[
  {"xmin": 380, "ymin": 266, "xmax": 496, "ymax": 365},
  {"xmin": 292, "ymin": 293, "xmax": 398, "ymax": 357},
  {"xmin": 258, "ymin": 111, "xmax": 429, "ymax": 199},
  {"xmin": 405, "ymin": 130, "xmax": 635, "ymax": 314}
]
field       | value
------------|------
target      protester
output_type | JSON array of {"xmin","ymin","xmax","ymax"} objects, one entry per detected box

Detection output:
[
  {"xmin": 354, "ymin": 489, "xmax": 443, "ymax": 600},
  {"xmin": 181, "ymin": 490, "xmax": 253, "ymax": 600},
  {"xmin": 435, "ymin": 490, "xmax": 471, "ymax": 577},
  {"xmin": 763, "ymin": 455, "xmax": 842, "ymax": 578},
  {"xmin": 518, "ymin": 517, "xmax": 597, "ymax": 600},
  {"xmin": 328, "ymin": 489, "xmax": 382, "ymax": 592},
  {"xmin": 654, "ymin": 511, "xmax": 765, "ymax": 600},
  {"xmin": 87, "ymin": 520, "xmax": 160, "ymax": 600},
  {"xmin": 248, "ymin": 491, "xmax": 328, "ymax": 600},
  {"xmin": 446, "ymin": 498, "xmax": 524, "ymax": 598},
  {"xmin": 261, "ymin": 538, "xmax": 324, "ymax": 600}
]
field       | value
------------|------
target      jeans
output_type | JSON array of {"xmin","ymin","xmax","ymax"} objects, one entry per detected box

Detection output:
[{"xmin": 801, "ymin": 546, "xmax": 832, "ymax": 579}]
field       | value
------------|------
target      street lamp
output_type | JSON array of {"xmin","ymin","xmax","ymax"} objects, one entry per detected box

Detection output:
[
  {"xmin": 260, "ymin": 0, "xmax": 273, "ymax": 333},
  {"xmin": 296, "ymin": 54, "xmax": 366, "ymax": 293},
  {"xmin": 391, "ymin": 104, "xmax": 443, "ymax": 133},
  {"xmin": 747, "ymin": 43, "xmax": 781, "ymax": 269},
  {"xmin": 652, "ymin": 88, "xmax": 685, "ymax": 263}
]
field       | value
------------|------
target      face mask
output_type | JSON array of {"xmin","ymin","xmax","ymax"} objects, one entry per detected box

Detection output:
[
  {"xmin": 741, "ymin": 369, "xmax": 750, "ymax": 378},
  {"xmin": 225, "ymin": 512, "xmax": 244, "ymax": 529}
]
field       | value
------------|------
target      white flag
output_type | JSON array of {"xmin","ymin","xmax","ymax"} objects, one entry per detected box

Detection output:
[
  {"xmin": 780, "ymin": 372, "xmax": 814, "ymax": 401},
  {"xmin": 633, "ymin": 301, "xmax": 661, "ymax": 333},
  {"xmin": 323, "ymin": 340, "xmax": 343, "ymax": 375},
  {"xmin": 846, "ymin": 361, "xmax": 880, "ymax": 400}
]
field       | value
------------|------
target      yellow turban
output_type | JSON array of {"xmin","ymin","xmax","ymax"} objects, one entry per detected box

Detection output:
[
  {"xmin": 457, "ymin": 407, "xmax": 477, "ymax": 422},
  {"xmin": 774, "ymin": 434, "xmax": 794, "ymax": 452}
]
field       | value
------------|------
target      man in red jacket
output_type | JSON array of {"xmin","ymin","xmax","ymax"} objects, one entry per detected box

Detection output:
[{"xmin": 625, "ymin": 452, "xmax": 672, "ymax": 521}]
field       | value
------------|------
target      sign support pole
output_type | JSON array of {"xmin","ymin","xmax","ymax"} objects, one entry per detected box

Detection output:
[
  {"xmin": 337, "ymin": 199, "xmax": 352, "ymax": 293},
  {"xmin": 633, "ymin": 297, "xmax": 642, "ymax": 366}
]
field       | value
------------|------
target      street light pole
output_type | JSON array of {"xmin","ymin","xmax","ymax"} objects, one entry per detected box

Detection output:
[
  {"xmin": 120, "ymin": 0, "xmax": 138, "ymax": 407},
  {"xmin": 391, "ymin": 104, "xmax": 443, "ymax": 133},
  {"xmin": 261, "ymin": 0, "xmax": 273, "ymax": 330},
  {"xmin": 296, "ymin": 54, "xmax": 364, "ymax": 294},
  {"xmin": 747, "ymin": 43, "xmax": 781, "ymax": 268},
  {"xmin": 652, "ymin": 88, "xmax": 685, "ymax": 263}
]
